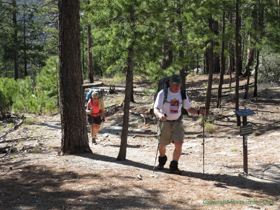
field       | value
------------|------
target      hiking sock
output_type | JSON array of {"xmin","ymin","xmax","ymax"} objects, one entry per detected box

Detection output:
[
  {"xmin": 170, "ymin": 160, "xmax": 182, "ymax": 175},
  {"xmin": 92, "ymin": 136, "xmax": 96, "ymax": 144},
  {"xmin": 156, "ymin": 155, "xmax": 167, "ymax": 170}
]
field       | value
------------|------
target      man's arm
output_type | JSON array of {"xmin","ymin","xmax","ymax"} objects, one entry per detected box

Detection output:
[
  {"xmin": 154, "ymin": 108, "xmax": 167, "ymax": 121},
  {"xmin": 186, "ymin": 107, "xmax": 206, "ymax": 115}
]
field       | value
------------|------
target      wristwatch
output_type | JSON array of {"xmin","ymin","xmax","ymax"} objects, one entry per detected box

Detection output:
[{"xmin": 197, "ymin": 109, "xmax": 200, "ymax": 115}]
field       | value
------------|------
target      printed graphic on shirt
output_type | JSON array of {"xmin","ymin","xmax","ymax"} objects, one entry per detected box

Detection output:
[{"xmin": 170, "ymin": 98, "xmax": 179, "ymax": 113}]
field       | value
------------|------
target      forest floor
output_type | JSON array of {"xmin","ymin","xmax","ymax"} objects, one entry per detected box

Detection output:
[{"xmin": 0, "ymin": 74, "xmax": 280, "ymax": 210}]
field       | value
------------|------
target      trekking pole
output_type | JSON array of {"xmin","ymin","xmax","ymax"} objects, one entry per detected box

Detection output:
[
  {"xmin": 153, "ymin": 114, "xmax": 166, "ymax": 172},
  {"xmin": 203, "ymin": 114, "xmax": 205, "ymax": 174}
]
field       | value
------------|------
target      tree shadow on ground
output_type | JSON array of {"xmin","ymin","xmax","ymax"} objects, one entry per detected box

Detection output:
[
  {"xmin": 0, "ymin": 162, "xmax": 187, "ymax": 210},
  {"xmin": 78, "ymin": 152, "xmax": 280, "ymax": 198}
]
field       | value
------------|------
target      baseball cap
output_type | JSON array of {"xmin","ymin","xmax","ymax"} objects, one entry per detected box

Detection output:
[{"xmin": 170, "ymin": 74, "xmax": 182, "ymax": 85}]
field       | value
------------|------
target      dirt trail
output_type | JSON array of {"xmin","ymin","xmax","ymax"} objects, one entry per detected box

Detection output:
[{"xmin": 1, "ymin": 75, "xmax": 280, "ymax": 209}]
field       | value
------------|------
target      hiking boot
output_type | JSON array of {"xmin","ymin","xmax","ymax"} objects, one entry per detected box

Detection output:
[
  {"xmin": 156, "ymin": 155, "xmax": 167, "ymax": 170},
  {"xmin": 92, "ymin": 137, "xmax": 96, "ymax": 145},
  {"xmin": 170, "ymin": 160, "xmax": 182, "ymax": 175}
]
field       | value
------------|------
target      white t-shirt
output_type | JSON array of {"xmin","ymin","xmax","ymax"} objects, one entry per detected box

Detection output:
[{"xmin": 154, "ymin": 88, "xmax": 191, "ymax": 120}]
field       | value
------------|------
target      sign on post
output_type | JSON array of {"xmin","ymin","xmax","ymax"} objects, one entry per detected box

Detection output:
[
  {"xmin": 240, "ymin": 125, "xmax": 253, "ymax": 136},
  {"xmin": 234, "ymin": 109, "xmax": 256, "ymax": 174}
]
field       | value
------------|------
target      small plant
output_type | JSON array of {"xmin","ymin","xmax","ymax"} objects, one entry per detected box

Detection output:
[
  {"xmin": 230, "ymin": 148, "xmax": 237, "ymax": 152},
  {"xmin": 10, "ymin": 154, "xmax": 17, "ymax": 158},
  {"xmin": 115, "ymin": 97, "xmax": 124, "ymax": 104},
  {"xmin": 31, "ymin": 147, "xmax": 38, "ymax": 153},
  {"xmin": 141, "ymin": 89, "xmax": 154, "ymax": 95},
  {"xmin": 24, "ymin": 118, "xmax": 37, "ymax": 125},
  {"xmin": 253, "ymin": 130, "xmax": 261, "ymax": 136},
  {"xmin": 189, "ymin": 72, "xmax": 197, "ymax": 76},
  {"xmin": 201, "ymin": 82, "xmax": 208, "ymax": 89},
  {"xmin": 205, "ymin": 122, "xmax": 215, "ymax": 133},
  {"xmin": 7, "ymin": 124, "xmax": 14, "ymax": 129}
]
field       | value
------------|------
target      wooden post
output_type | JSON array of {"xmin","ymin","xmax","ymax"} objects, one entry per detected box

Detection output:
[{"xmin": 243, "ymin": 116, "xmax": 248, "ymax": 174}]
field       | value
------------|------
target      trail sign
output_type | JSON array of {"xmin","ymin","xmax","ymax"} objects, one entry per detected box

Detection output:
[
  {"xmin": 234, "ymin": 109, "xmax": 255, "ymax": 117},
  {"xmin": 240, "ymin": 125, "xmax": 253, "ymax": 136},
  {"xmin": 234, "ymin": 109, "xmax": 256, "ymax": 174}
]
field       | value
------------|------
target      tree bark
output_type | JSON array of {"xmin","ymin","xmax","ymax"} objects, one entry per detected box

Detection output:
[
  {"xmin": 117, "ymin": 9, "xmax": 135, "ymax": 161},
  {"xmin": 88, "ymin": 24, "xmax": 93, "ymax": 83},
  {"xmin": 13, "ymin": 0, "xmax": 18, "ymax": 80},
  {"xmin": 58, "ymin": 0, "xmax": 91, "ymax": 154},
  {"xmin": 217, "ymin": 11, "xmax": 226, "ymax": 108},
  {"xmin": 213, "ymin": 20, "xmax": 220, "ymax": 73},
  {"xmin": 205, "ymin": 16, "xmax": 214, "ymax": 115},
  {"xmin": 235, "ymin": 0, "xmax": 241, "ymax": 126},
  {"xmin": 177, "ymin": 8, "xmax": 186, "ymax": 91},
  {"xmin": 161, "ymin": 43, "xmax": 173, "ymax": 70},
  {"xmin": 130, "ymin": 80, "xmax": 135, "ymax": 103},
  {"xmin": 253, "ymin": 50, "xmax": 259, "ymax": 97}
]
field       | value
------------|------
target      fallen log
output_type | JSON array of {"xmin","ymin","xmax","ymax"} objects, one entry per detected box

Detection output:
[
  {"xmin": 130, "ymin": 111, "xmax": 146, "ymax": 124},
  {"xmin": 82, "ymin": 81, "xmax": 104, "ymax": 88},
  {"xmin": 0, "ymin": 119, "xmax": 23, "ymax": 140},
  {"xmin": 0, "ymin": 135, "xmax": 45, "ymax": 144},
  {"xmin": 105, "ymin": 103, "xmax": 124, "ymax": 116}
]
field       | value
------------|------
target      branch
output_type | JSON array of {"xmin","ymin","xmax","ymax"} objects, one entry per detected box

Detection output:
[
  {"xmin": 0, "ymin": 119, "xmax": 23, "ymax": 139},
  {"xmin": 0, "ymin": 135, "xmax": 43, "ymax": 143},
  {"xmin": 107, "ymin": 15, "xmax": 118, "ymax": 22}
]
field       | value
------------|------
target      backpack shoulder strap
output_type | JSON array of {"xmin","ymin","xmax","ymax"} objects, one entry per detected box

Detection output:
[
  {"xmin": 181, "ymin": 90, "xmax": 186, "ymax": 100},
  {"xmin": 163, "ymin": 87, "xmax": 168, "ymax": 104}
]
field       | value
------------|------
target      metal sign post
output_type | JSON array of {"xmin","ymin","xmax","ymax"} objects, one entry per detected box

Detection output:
[{"xmin": 234, "ymin": 109, "xmax": 256, "ymax": 174}]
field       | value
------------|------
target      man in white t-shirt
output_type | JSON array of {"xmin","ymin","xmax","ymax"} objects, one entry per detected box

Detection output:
[{"xmin": 154, "ymin": 74, "xmax": 206, "ymax": 174}]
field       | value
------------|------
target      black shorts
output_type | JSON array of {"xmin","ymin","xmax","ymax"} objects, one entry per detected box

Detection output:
[{"xmin": 87, "ymin": 115, "xmax": 102, "ymax": 125}]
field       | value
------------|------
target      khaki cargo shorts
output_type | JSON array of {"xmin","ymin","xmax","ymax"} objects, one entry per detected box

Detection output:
[{"xmin": 158, "ymin": 120, "xmax": 184, "ymax": 146}]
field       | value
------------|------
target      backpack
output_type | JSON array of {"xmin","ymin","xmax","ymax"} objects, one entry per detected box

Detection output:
[
  {"xmin": 85, "ymin": 89, "xmax": 102, "ymax": 108},
  {"xmin": 154, "ymin": 76, "xmax": 188, "ymax": 115}
]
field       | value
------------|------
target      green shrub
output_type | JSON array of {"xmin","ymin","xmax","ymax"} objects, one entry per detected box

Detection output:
[
  {"xmin": 12, "ymin": 56, "xmax": 59, "ymax": 114},
  {"xmin": 205, "ymin": 122, "xmax": 215, "ymax": 133},
  {"xmin": 258, "ymin": 53, "xmax": 280, "ymax": 84},
  {"xmin": 0, "ymin": 78, "xmax": 19, "ymax": 114}
]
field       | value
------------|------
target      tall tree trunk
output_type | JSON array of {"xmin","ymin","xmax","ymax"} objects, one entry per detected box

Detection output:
[
  {"xmin": 58, "ymin": 0, "xmax": 91, "ymax": 154},
  {"xmin": 161, "ymin": 43, "xmax": 173, "ymax": 70},
  {"xmin": 196, "ymin": 53, "xmax": 199, "ymax": 73},
  {"xmin": 87, "ymin": 24, "xmax": 93, "ymax": 83},
  {"xmin": 253, "ymin": 2, "xmax": 264, "ymax": 97},
  {"xmin": 244, "ymin": 4, "xmax": 257, "ymax": 99},
  {"xmin": 253, "ymin": 50, "xmax": 259, "ymax": 97},
  {"xmin": 235, "ymin": 0, "xmax": 241, "ymax": 126},
  {"xmin": 117, "ymin": 9, "xmax": 135, "ymax": 161},
  {"xmin": 217, "ymin": 11, "xmax": 226, "ymax": 108},
  {"xmin": 204, "ymin": 52, "xmax": 206, "ymax": 74},
  {"xmin": 130, "ymin": 80, "xmax": 135, "ymax": 103},
  {"xmin": 177, "ymin": 8, "xmax": 186, "ymax": 91},
  {"xmin": 23, "ymin": 9, "xmax": 27, "ymax": 77},
  {"xmin": 213, "ymin": 20, "xmax": 220, "ymax": 73},
  {"xmin": 205, "ymin": 16, "xmax": 214, "ymax": 115},
  {"xmin": 243, "ymin": 5, "xmax": 258, "ymax": 81},
  {"xmin": 13, "ymin": 0, "xmax": 18, "ymax": 80},
  {"xmin": 205, "ymin": 49, "xmax": 209, "ymax": 74},
  {"xmin": 226, "ymin": 12, "xmax": 234, "ymax": 88}
]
